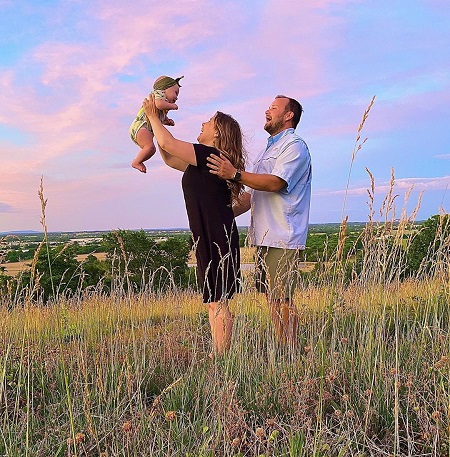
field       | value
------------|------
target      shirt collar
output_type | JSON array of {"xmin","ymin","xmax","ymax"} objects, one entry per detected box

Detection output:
[{"xmin": 266, "ymin": 128, "xmax": 294, "ymax": 150}]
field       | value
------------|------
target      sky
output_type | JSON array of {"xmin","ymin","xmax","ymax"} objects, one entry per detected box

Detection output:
[{"xmin": 1, "ymin": 0, "xmax": 449, "ymax": 233}]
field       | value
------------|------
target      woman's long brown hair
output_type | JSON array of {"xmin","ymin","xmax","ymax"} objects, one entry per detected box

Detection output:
[{"xmin": 213, "ymin": 111, "xmax": 246, "ymax": 204}]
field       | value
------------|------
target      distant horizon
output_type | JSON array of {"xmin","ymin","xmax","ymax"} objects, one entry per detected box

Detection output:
[{"xmin": 1, "ymin": 219, "xmax": 429, "ymax": 237}]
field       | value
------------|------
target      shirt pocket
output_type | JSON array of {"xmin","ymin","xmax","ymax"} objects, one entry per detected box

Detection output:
[{"xmin": 256, "ymin": 149, "xmax": 279, "ymax": 174}]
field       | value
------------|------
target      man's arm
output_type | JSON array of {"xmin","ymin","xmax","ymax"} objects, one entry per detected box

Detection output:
[{"xmin": 207, "ymin": 153, "xmax": 286, "ymax": 192}]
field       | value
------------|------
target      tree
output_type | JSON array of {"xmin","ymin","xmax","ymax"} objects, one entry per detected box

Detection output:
[
  {"xmin": 79, "ymin": 254, "xmax": 109, "ymax": 289},
  {"xmin": 406, "ymin": 214, "xmax": 450, "ymax": 276},
  {"xmin": 17, "ymin": 244, "xmax": 81, "ymax": 302},
  {"xmin": 102, "ymin": 230, "xmax": 191, "ymax": 292}
]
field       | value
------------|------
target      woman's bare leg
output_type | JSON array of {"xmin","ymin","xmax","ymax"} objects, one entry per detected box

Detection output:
[{"xmin": 207, "ymin": 301, "xmax": 234, "ymax": 355}]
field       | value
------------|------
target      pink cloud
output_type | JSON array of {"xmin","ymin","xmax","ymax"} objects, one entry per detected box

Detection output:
[{"xmin": 315, "ymin": 175, "xmax": 450, "ymax": 197}]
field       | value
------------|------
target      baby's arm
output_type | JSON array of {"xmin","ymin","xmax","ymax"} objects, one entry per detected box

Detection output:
[
  {"xmin": 162, "ymin": 117, "xmax": 175, "ymax": 126},
  {"xmin": 155, "ymin": 98, "xmax": 178, "ymax": 111}
]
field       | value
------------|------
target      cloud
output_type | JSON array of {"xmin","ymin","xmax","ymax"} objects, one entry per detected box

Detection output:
[
  {"xmin": 315, "ymin": 175, "xmax": 450, "ymax": 197},
  {"xmin": 0, "ymin": 202, "xmax": 13, "ymax": 213},
  {"xmin": 435, "ymin": 154, "xmax": 450, "ymax": 160},
  {"xmin": 1, "ymin": 0, "xmax": 449, "ymax": 230}
]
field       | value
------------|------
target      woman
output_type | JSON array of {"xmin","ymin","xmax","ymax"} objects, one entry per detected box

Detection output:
[{"xmin": 143, "ymin": 94, "xmax": 245, "ymax": 354}]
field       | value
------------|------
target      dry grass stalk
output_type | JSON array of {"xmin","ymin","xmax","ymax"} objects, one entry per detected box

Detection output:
[
  {"xmin": 341, "ymin": 95, "xmax": 376, "ymax": 226},
  {"xmin": 336, "ymin": 215, "xmax": 348, "ymax": 263}
]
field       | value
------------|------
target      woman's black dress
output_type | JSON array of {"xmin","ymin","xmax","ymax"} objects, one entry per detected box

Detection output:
[{"xmin": 182, "ymin": 144, "xmax": 241, "ymax": 303}]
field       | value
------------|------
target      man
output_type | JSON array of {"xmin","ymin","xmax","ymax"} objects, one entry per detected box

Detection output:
[{"xmin": 207, "ymin": 95, "xmax": 312, "ymax": 346}]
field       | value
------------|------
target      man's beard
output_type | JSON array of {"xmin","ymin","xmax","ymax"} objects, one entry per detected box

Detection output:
[{"xmin": 264, "ymin": 117, "xmax": 284, "ymax": 135}]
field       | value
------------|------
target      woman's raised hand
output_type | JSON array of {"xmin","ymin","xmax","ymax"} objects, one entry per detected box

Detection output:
[{"xmin": 142, "ymin": 93, "xmax": 160, "ymax": 119}]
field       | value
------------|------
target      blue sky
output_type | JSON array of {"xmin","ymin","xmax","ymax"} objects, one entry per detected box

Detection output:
[{"xmin": 1, "ymin": 0, "xmax": 449, "ymax": 232}]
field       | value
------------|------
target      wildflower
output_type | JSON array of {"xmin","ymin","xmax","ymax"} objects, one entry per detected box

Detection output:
[
  {"xmin": 431, "ymin": 410, "xmax": 441, "ymax": 421},
  {"xmin": 304, "ymin": 345, "xmax": 312, "ymax": 353},
  {"xmin": 342, "ymin": 394, "xmax": 349, "ymax": 402},
  {"xmin": 268, "ymin": 430, "xmax": 279, "ymax": 441},
  {"xmin": 390, "ymin": 368, "xmax": 397, "ymax": 375},
  {"xmin": 434, "ymin": 356, "xmax": 448, "ymax": 369},
  {"xmin": 67, "ymin": 438, "xmax": 74, "ymax": 446},
  {"xmin": 255, "ymin": 427, "xmax": 265, "ymax": 438},
  {"xmin": 340, "ymin": 337, "xmax": 348, "ymax": 344},
  {"xmin": 334, "ymin": 409, "xmax": 342, "ymax": 418},
  {"xmin": 364, "ymin": 389, "xmax": 372, "ymax": 397},
  {"xmin": 122, "ymin": 421, "xmax": 132, "ymax": 433},
  {"xmin": 75, "ymin": 432, "xmax": 85, "ymax": 444},
  {"xmin": 406, "ymin": 374, "xmax": 413, "ymax": 388},
  {"xmin": 345, "ymin": 410, "xmax": 354, "ymax": 418},
  {"xmin": 266, "ymin": 417, "xmax": 277, "ymax": 427},
  {"xmin": 231, "ymin": 437, "xmax": 240, "ymax": 447},
  {"xmin": 165, "ymin": 410, "xmax": 176, "ymax": 422},
  {"xmin": 326, "ymin": 372, "xmax": 337, "ymax": 383}
]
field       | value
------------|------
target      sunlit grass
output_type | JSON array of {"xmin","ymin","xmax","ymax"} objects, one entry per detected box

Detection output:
[{"xmin": 0, "ymin": 273, "xmax": 449, "ymax": 456}]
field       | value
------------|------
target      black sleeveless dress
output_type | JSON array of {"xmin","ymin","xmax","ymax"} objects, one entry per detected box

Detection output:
[{"xmin": 182, "ymin": 144, "xmax": 241, "ymax": 303}]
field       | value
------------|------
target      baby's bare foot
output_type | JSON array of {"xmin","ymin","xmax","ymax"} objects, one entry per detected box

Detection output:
[{"xmin": 132, "ymin": 161, "xmax": 146, "ymax": 173}]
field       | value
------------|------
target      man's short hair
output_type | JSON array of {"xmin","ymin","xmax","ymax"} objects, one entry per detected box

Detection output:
[{"xmin": 276, "ymin": 95, "xmax": 303, "ymax": 129}]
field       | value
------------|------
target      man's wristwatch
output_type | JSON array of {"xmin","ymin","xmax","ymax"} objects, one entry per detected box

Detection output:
[{"xmin": 231, "ymin": 170, "xmax": 242, "ymax": 182}]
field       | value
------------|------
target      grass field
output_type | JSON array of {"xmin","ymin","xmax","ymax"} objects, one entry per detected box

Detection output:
[
  {"xmin": 0, "ymin": 249, "xmax": 316, "ymax": 276},
  {"xmin": 1, "ymin": 265, "xmax": 449, "ymax": 456},
  {"xmin": 0, "ymin": 252, "xmax": 107, "ymax": 276}
]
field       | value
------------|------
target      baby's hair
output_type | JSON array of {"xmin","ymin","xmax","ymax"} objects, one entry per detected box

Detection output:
[{"xmin": 153, "ymin": 75, "xmax": 184, "ymax": 91}]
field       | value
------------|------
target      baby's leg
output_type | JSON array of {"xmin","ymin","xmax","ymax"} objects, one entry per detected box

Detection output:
[{"xmin": 132, "ymin": 128, "xmax": 156, "ymax": 173}]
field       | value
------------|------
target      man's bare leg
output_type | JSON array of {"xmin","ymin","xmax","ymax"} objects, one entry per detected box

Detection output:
[{"xmin": 269, "ymin": 298, "xmax": 299, "ymax": 347}]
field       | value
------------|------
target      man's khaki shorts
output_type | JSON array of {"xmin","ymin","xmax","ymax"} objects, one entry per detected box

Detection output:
[{"xmin": 255, "ymin": 246, "xmax": 303, "ymax": 301}]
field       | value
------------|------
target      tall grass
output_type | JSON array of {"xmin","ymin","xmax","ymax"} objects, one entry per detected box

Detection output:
[
  {"xmin": 1, "ymin": 102, "xmax": 449, "ymax": 456},
  {"xmin": 1, "ymin": 271, "xmax": 449, "ymax": 456}
]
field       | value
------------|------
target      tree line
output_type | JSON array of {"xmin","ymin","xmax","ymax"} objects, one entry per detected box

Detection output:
[{"xmin": 1, "ymin": 215, "xmax": 449, "ymax": 304}]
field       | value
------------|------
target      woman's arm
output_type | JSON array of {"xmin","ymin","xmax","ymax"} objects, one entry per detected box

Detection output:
[
  {"xmin": 143, "ymin": 94, "xmax": 196, "ymax": 166},
  {"xmin": 158, "ymin": 145, "xmax": 188, "ymax": 172},
  {"xmin": 233, "ymin": 191, "xmax": 251, "ymax": 216}
]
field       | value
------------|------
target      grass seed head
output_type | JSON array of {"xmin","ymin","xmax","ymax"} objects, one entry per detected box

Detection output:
[
  {"xmin": 255, "ymin": 427, "xmax": 265, "ymax": 438},
  {"xmin": 75, "ymin": 432, "xmax": 85, "ymax": 444},
  {"xmin": 165, "ymin": 410, "xmax": 176, "ymax": 422},
  {"xmin": 121, "ymin": 421, "xmax": 132, "ymax": 433}
]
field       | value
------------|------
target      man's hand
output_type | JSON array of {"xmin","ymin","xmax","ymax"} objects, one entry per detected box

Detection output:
[{"xmin": 207, "ymin": 153, "xmax": 236, "ymax": 180}]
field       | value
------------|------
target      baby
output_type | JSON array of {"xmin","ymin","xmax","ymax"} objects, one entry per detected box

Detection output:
[{"xmin": 130, "ymin": 75, "xmax": 183, "ymax": 173}]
